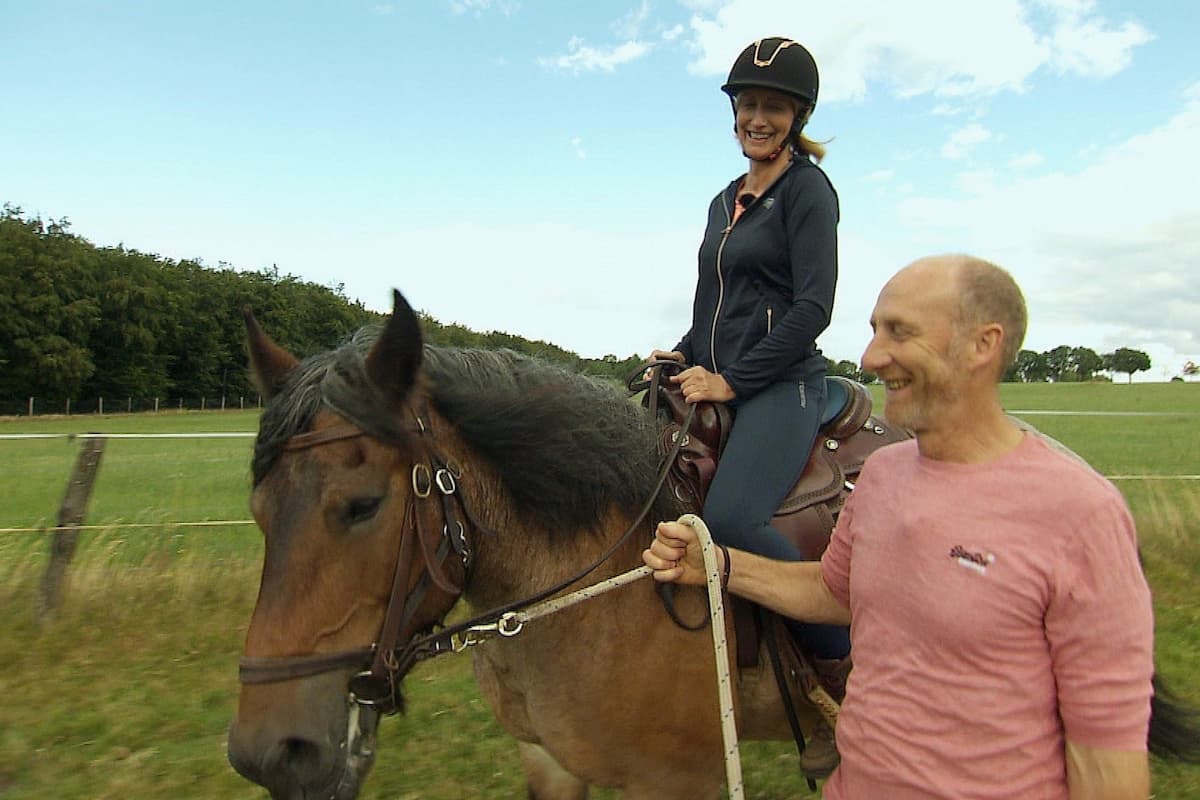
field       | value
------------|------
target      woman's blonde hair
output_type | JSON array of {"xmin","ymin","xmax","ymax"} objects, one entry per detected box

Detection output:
[
  {"xmin": 792, "ymin": 104, "xmax": 826, "ymax": 162},
  {"xmin": 795, "ymin": 133, "xmax": 826, "ymax": 162}
]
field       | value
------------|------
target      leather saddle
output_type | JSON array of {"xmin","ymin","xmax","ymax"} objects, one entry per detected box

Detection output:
[{"xmin": 632, "ymin": 362, "xmax": 911, "ymax": 665}]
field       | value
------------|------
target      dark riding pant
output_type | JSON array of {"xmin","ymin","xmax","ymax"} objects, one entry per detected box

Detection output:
[{"xmin": 703, "ymin": 374, "xmax": 852, "ymax": 660}]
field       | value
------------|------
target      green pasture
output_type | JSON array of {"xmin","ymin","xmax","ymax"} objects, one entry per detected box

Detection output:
[{"xmin": 0, "ymin": 382, "xmax": 1197, "ymax": 799}]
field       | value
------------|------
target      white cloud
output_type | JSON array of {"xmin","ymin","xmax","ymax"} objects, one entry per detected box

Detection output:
[
  {"xmin": 613, "ymin": 0, "xmax": 651, "ymax": 39},
  {"xmin": 891, "ymin": 82, "xmax": 1200, "ymax": 370},
  {"xmin": 662, "ymin": 24, "xmax": 685, "ymax": 41},
  {"xmin": 942, "ymin": 123, "xmax": 994, "ymax": 159},
  {"xmin": 1042, "ymin": 0, "xmax": 1153, "ymax": 77},
  {"xmin": 571, "ymin": 136, "xmax": 587, "ymax": 159},
  {"xmin": 684, "ymin": 0, "xmax": 1148, "ymax": 103},
  {"xmin": 932, "ymin": 103, "xmax": 965, "ymax": 116},
  {"xmin": 540, "ymin": 36, "xmax": 652, "ymax": 73},
  {"xmin": 864, "ymin": 168, "xmax": 894, "ymax": 183},
  {"xmin": 342, "ymin": 223, "xmax": 699, "ymax": 360},
  {"xmin": 1009, "ymin": 150, "xmax": 1045, "ymax": 169},
  {"xmin": 448, "ymin": 0, "xmax": 519, "ymax": 16}
]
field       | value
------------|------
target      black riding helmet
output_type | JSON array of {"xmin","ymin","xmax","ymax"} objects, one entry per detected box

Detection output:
[
  {"xmin": 721, "ymin": 37, "xmax": 819, "ymax": 108},
  {"xmin": 722, "ymin": 38, "xmax": 819, "ymax": 162}
]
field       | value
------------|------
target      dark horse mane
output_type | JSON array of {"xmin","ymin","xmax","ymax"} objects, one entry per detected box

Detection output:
[{"xmin": 253, "ymin": 325, "xmax": 679, "ymax": 536}]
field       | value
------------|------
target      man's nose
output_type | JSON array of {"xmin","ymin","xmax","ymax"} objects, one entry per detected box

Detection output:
[{"xmin": 861, "ymin": 336, "xmax": 887, "ymax": 374}]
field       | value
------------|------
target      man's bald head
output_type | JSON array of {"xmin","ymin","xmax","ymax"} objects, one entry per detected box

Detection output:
[{"xmin": 896, "ymin": 254, "xmax": 1028, "ymax": 376}]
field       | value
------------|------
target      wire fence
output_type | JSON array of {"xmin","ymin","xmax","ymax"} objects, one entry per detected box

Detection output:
[
  {"xmin": 0, "ymin": 396, "xmax": 263, "ymax": 417},
  {"xmin": 2, "ymin": 426, "xmax": 1197, "ymax": 540}
]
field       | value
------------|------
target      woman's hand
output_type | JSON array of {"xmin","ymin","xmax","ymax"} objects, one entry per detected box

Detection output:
[
  {"xmin": 670, "ymin": 365, "xmax": 735, "ymax": 403},
  {"xmin": 643, "ymin": 350, "xmax": 686, "ymax": 381},
  {"xmin": 648, "ymin": 349, "xmax": 686, "ymax": 364}
]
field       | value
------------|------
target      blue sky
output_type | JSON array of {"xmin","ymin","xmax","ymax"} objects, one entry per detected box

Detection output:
[{"xmin": 4, "ymin": 0, "xmax": 1198, "ymax": 379}]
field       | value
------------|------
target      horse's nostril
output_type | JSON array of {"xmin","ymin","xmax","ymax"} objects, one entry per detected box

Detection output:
[
  {"xmin": 257, "ymin": 735, "xmax": 335, "ymax": 792},
  {"xmin": 280, "ymin": 736, "xmax": 329, "ymax": 783}
]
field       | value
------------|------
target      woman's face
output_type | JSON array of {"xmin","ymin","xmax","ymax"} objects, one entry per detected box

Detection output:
[{"xmin": 734, "ymin": 88, "xmax": 799, "ymax": 160}]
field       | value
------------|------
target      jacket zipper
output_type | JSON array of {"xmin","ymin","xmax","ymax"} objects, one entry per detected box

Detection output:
[
  {"xmin": 767, "ymin": 306, "xmax": 773, "ymax": 334},
  {"xmin": 709, "ymin": 163, "xmax": 793, "ymax": 372},
  {"xmin": 710, "ymin": 194, "xmax": 734, "ymax": 371}
]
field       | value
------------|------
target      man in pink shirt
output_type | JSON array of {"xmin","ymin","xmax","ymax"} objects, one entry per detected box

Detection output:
[{"xmin": 644, "ymin": 254, "xmax": 1155, "ymax": 799}]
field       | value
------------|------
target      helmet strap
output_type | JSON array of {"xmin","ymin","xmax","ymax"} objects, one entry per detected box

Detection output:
[{"xmin": 742, "ymin": 140, "xmax": 789, "ymax": 162}]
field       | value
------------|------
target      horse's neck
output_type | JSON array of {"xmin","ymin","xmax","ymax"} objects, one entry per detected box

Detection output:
[
  {"xmin": 424, "ymin": 408, "xmax": 651, "ymax": 610},
  {"xmin": 464, "ymin": 502, "xmax": 648, "ymax": 611}
]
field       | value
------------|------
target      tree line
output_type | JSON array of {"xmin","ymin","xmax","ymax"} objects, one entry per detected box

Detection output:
[
  {"xmin": 0, "ymin": 204, "xmax": 1162, "ymax": 417},
  {"xmin": 826, "ymin": 344, "xmax": 1153, "ymax": 385},
  {"xmin": 1005, "ymin": 345, "xmax": 1153, "ymax": 384},
  {"xmin": 0, "ymin": 205, "xmax": 644, "ymax": 416}
]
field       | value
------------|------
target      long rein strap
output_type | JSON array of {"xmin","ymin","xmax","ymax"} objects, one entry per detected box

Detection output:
[
  {"xmin": 451, "ymin": 513, "xmax": 745, "ymax": 800},
  {"xmin": 684, "ymin": 513, "xmax": 744, "ymax": 800}
]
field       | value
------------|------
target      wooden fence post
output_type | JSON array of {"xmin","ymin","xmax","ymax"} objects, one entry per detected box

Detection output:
[{"xmin": 37, "ymin": 435, "xmax": 106, "ymax": 621}]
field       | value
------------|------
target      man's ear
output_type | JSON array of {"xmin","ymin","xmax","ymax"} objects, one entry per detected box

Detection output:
[{"xmin": 971, "ymin": 322, "xmax": 1006, "ymax": 377}]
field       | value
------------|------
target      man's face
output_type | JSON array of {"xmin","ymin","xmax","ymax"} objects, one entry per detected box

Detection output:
[{"xmin": 861, "ymin": 263, "xmax": 971, "ymax": 433}]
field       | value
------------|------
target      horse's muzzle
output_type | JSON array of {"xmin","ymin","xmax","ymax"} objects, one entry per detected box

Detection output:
[{"xmin": 228, "ymin": 679, "xmax": 379, "ymax": 800}]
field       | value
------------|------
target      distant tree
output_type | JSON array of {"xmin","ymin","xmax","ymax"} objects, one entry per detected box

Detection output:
[
  {"xmin": 828, "ymin": 359, "xmax": 858, "ymax": 379},
  {"xmin": 1184, "ymin": 361, "xmax": 1199, "ymax": 381},
  {"xmin": 580, "ymin": 353, "xmax": 643, "ymax": 383},
  {"xmin": 0, "ymin": 209, "xmax": 100, "ymax": 401},
  {"xmin": 1103, "ymin": 348, "xmax": 1152, "ymax": 383},
  {"xmin": 1043, "ymin": 345, "xmax": 1072, "ymax": 382},
  {"xmin": 1010, "ymin": 349, "xmax": 1049, "ymax": 383},
  {"xmin": 0, "ymin": 206, "xmax": 383, "ymax": 409},
  {"xmin": 1068, "ymin": 346, "xmax": 1104, "ymax": 382},
  {"xmin": 826, "ymin": 358, "xmax": 874, "ymax": 384}
]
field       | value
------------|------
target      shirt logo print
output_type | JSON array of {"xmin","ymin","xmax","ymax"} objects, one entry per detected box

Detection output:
[
  {"xmin": 949, "ymin": 544, "xmax": 995, "ymax": 575},
  {"xmin": 762, "ymin": 197, "xmax": 775, "ymax": 210}
]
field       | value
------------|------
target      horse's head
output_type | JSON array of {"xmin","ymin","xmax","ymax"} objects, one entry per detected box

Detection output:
[{"xmin": 227, "ymin": 291, "xmax": 470, "ymax": 800}]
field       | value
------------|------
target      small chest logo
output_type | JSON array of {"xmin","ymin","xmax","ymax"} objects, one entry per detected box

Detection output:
[
  {"xmin": 762, "ymin": 197, "xmax": 775, "ymax": 210},
  {"xmin": 949, "ymin": 545, "xmax": 995, "ymax": 575}
]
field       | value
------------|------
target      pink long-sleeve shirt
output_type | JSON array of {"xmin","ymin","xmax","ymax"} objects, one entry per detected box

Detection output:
[{"xmin": 820, "ymin": 434, "xmax": 1153, "ymax": 800}]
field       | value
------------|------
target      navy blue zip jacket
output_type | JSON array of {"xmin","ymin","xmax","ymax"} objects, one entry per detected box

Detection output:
[{"xmin": 673, "ymin": 157, "xmax": 839, "ymax": 403}]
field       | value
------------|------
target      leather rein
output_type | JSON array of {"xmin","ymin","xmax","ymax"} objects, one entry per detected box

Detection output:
[{"xmin": 238, "ymin": 387, "xmax": 693, "ymax": 714}]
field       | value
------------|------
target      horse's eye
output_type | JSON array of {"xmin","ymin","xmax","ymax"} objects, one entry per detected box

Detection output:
[{"xmin": 345, "ymin": 497, "xmax": 382, "ymax": 525}]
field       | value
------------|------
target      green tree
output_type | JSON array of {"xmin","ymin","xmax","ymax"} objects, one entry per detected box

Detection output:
[
  {"xmin": 1005, "ymin": 349, "xmax": 1043, "ymax": 382},
  {"xmin": 1014, "ymin": 349, "xmax": 1049, "ymax": 382},
  {"xmin": 0, "ymin": 207, "xmax": 100, "ymax": 407},
  {"xmin": 1043, "ymin": 345, "xmax": 1072, "ymax": 382},
  {"xmin": 826, "ymin": 358, "xmax": 874, "ymax": 384},
  {"xmin": 80, "ymin": 247, "xmax": 176, "ymax": 404},
  {"xmin": 827, "ymin": 359, "xmax": 858, "ymax": 379},
  {"xmin": 1103, "ymin": 348, "xmax": 1152, "ymax": 383},
  {"xmin": 1068, "ymin": 347, "xmax": 1103, "ymax": 382}
]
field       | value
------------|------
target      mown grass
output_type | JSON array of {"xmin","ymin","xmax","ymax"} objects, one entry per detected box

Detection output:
[{"xmin": 0, "ymin": 383, "xmax": 1198, "ymax": 799}]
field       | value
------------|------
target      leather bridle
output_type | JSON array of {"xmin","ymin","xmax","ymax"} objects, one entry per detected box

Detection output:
[
  {"xmin": 237, "ymin": 385, "xmax": 693, "ymax": 715},
  {"xmin": 238, "ymin": 400, "xmax": 481, "ymax": 713}
]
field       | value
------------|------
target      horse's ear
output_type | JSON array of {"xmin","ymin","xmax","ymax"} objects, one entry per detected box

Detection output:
[
  {"xmin": 365, "ymin": 290, "xmax": 424, "ymax": 402},
  {"xmin": 244, "ymin": 308, "xmax": 299, "ymax": 400}
]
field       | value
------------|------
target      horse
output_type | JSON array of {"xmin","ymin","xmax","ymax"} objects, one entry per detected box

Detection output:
[{"xmin": 227, "ymin": 291, "xmax": 1200, "ymax": 799}]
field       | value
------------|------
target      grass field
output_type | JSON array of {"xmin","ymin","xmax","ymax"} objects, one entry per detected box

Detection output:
[{"xmin": 0, "ymin": 383, "xmax": 1197, "ymax": 799}]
